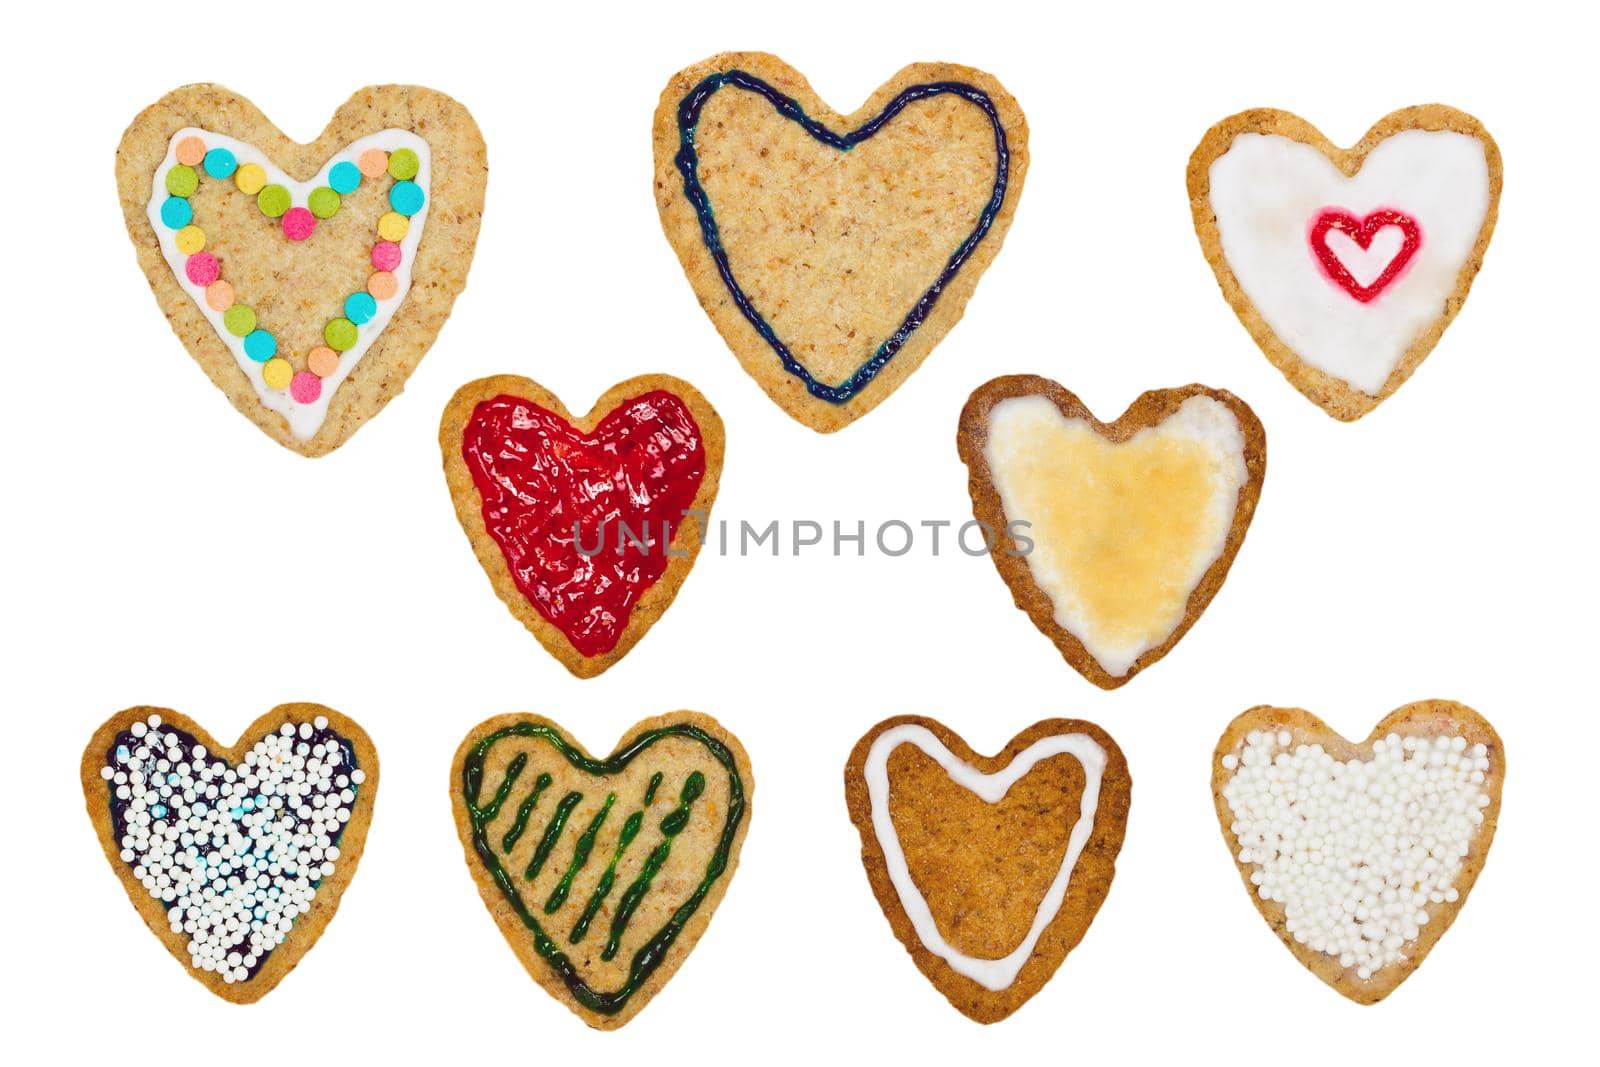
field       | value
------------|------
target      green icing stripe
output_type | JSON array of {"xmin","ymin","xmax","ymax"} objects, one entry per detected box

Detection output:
[
  {"xmin": 545, "ymin": 794, "xmax": 615, "ymax": 913},
  {"xmin": 570, "ymin": 810, "xmax": 644, "ymax": 944},
  {"xmin": 643, "ymin": 771, "xmax": 663, "ymax": 805},
  {"xmin": 603, "ymin": 772, "xmax": 705, "ymax": 960},
  {"xmin": 479, "ymin": 753, "xmax": 526, "ymax": 822},
  {"xmin": 526, "ymin": 791, "xmax": 583, "ymax": 881},
  {"xmin": 462, "ymin": 723, "xmax": 745, "ymax": 1017},
  {"xmin": 502, "ymin": 772, "xmax": 553, "ymax": 853}
]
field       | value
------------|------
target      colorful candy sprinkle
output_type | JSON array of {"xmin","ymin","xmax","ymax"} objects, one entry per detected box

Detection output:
[
  {"xmin": 366, "ymin": 271, "xmax": 397, "ymax": 300},
  {"xmin": 387, "ymin": 148, "xmax": 420, "ymax": 181},
  {"xmin": 308, "ymin": 187, "xmax": 341, "ymax": 219},
  {"xmin": 203, "ymin": 147, "xmax": 238, "ymax": 179},
  {"xmin": 324, "ymin": 318, "xmax": 359, "ymax": 351},
  {"xmin": 376, "ymin": 211, "xmax": 409, "ymax": 242},
  {"xmin": 234, "ymin": 163, "xmax": 267, "ymax": 196},
  {"xmin": 160, "ymin": 197, "xmax": 193, "ymax": 229},
  {"xmin": 175, "ymin": 136, "xmax": 206, "ymax": 166},
  {"xmin": 185, "ymin": 252, "xmax": 220, "ymax": 286},
  {"xmin": 175, "ymin": 225, "xmax": 206, "ymax": 255},
  {"xmin": 243, "ymin": 329, "xmax": 278, "ymax": 362},
  {"xmin": 290, "ymin": 371, "xmax": 323, "ymax": 404},
  {"xmin": 257, "ymin": 185, "xmax": 291, "ymax": 219},
  {"xmin": 371, "ymin": 242, "xmax": 402, "ymax": 272},
  {"xmin": 307, "ymin": 347, "xmax": 341, "ymax": 377},
  {"xmin": 356, "ymin": 149, "xmax": 388, "ymax": 178},
  {"xmin": 204, "ymin": 280, "xmax": 235, "ymax": 311},
  {"xmin": 328, "ymin": 161, "xmax": 361, "ymax": 195},
  {"xmin": 261, "ymin": 357, "xmax": 294, "ymax": 390},
  {"xmin": 166, "ymin": 165, "xmax": 199, "ymax": 198},
  {"xmin": 389, "ymin": 181, "xmax": 424, "ymax": 216},
  {"xmin": 223, "ymin": 305, "xmax": 256, "ymax": 337},
  {"xmin": 344, "ymin": 291, "xmax": 378, "ymax": 325},
  {"xmin": 282, "ymin": 206, "xmax": 316, "ymax": 241}
]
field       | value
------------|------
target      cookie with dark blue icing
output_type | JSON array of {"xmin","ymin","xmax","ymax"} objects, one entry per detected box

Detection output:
[{"xmin": 653, "ymin": 52, "xmax": 1029, "ymax": 431}]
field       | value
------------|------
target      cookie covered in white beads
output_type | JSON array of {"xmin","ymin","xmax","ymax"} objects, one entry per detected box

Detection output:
[
  {"xmin": 81, "ymin": 705, "xmax": 379, "ymax": 1002},
  {"xmin": 1211, "ymin": 700, "xmax": 1503, "ymax": 1003}
]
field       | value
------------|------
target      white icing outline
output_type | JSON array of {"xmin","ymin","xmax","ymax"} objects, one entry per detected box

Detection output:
[
  {"xmin": 146, "ymin": 128, "xmax": 431, "ymax": 441},
  {"xmin": 864, "ymin": 724, "xmax": 1106, "ymax": 991}
]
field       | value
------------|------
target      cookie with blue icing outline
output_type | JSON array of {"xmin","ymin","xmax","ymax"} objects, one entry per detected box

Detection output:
[{"xmin": 653, "ymin": 52, "xmax": 1029, "ymax": 431}]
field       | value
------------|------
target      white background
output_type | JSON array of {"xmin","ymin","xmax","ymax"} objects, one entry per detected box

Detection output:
[{"xmin": 2, "ymin": 1, "xmax": 1595, "ymax": 1062}]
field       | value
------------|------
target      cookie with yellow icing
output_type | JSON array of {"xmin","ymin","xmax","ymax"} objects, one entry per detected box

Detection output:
[{"xmin": 957, "ymin": 377, "xmax": 1266, "ymax": 688}]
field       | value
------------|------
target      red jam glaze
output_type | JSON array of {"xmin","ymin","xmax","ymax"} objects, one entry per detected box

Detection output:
[
  {"xmin": 461, "ymin": 392, "xmax": 706, "ymax": 658},
  {"xmin": 1308, "ymin": 208, "xmax": 1422, "ymax": 303}
]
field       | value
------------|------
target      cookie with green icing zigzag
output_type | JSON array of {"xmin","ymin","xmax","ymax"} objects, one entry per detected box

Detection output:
[{"xmin": 449, "ymin": 712, "xmax": 753, "ymax": 1029}]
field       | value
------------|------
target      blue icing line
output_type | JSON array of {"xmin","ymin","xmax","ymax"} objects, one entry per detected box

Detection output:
[{"xmin": 673, "ymin": 70, "xmax": 1011, "ymax": 405}]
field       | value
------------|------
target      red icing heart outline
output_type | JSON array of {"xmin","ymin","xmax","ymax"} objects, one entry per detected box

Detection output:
[
  {"xmin": 460, "ymin": 392, "xmax": 706, "ymax": 658},
  {"xmin": 1309, "ymin": 208, "xmax": 1421, "ymax": 303}
]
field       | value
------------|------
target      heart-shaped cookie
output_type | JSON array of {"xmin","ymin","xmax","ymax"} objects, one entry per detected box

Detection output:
[
  {"xmin": 958, "ymin": 376, "xmax": 1266, "ymax": 688},
  {"xmin": 81, "ymin": 704, "xmax": 378, "ymax": 1002},
  {"xmin": 653, "ymin": 52, "xmax": 1029, "ymax": 432},
  {"xmin": 1212, "ymin": 701, "xmax": 1504, "ymax": 1003},
  {"xmin": 1188, "ymin": 106, "xmax": 1501, "ymax": 420},
  {"xmin": 845, "ymin": 716, "xmax": 1130, "ymax": 1022},
  {"xmin": 450, "ymin": 712, "xmax": 753, "ymax": 1029},
  {"xmin": 439, "ymin": 375, "xmax": 724, "ymax": 678},
  {"xmin": 117, "ymin": 84, "xmax": 486, "ymax": 455}
]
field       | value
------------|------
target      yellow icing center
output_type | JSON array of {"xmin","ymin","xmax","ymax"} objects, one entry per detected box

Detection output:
[{"xmin": 984, "ymin": 396, "xmax": 1245, "ymax": 676}]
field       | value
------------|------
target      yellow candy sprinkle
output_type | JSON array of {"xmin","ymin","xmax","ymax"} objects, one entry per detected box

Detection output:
[
  {"xmin": 261, "ymin": 357, "xmax": 294, "ymax": 391},
  {"xmin": 174, "ymin": 225, "xmax": 206, "ymax": 255},
  {"xmin": 235, "ymin": 162, "xmax": 267, "ymax": 196},
  {"xmin": 377, "ymin": 211, "xmax": 410, "ymax": 242}
]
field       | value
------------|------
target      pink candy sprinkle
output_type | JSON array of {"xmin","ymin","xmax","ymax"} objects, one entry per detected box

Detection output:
[
  {"xmin": 282, "ymin": 207, "xmax": 316, "ymax": 241},
  {"xmin": 185, "ymin": 252, "xmax": 220, "ymax": 286},
  {"xmin": 289, "ymin": 371, "xmax": 323, "ymax": 404},
  {"xmin": 371, "ymin": 241, "xmax": 403, "ymax": 272}
]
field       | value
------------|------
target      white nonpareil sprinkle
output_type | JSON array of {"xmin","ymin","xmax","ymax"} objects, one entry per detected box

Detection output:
[
  {"xmin": 101, "ymin": 714, "xmax": 358, "ymax": 984},
  {"xmin": 1221, "ymin": 729, "xmax": 1491, "ymax": 980}
]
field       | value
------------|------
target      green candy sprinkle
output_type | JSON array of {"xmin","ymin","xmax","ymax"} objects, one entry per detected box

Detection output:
[
  {"xmin": 387, "ymin": 148, "xmax": 420, "ymax": 181},
  {"xmin": 324, "ymin": 318, "xmax": 359, "ymax": 351},
  {"xmin": 223, "ymin": 305, "xmax": 257, "ymax": 337},
  {"xmin": 256, "ymin": 184, "xmax": 291, "ymax": 218},
  {"xmin": 165, "ymin": 165, "xmax": 198, "ymax": 198},
  {"xmin": 307, "ymin": 187, "xmax": 341, "ymax": 219}
]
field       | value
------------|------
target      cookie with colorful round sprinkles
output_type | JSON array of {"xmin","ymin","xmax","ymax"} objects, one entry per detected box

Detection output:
[
  {"xmin": 81, "ymin": 704, "xmax": 379, "ymax": 1003},
  {"xmin": 116, "ymin": 84, "xmax": 486, "ymax": 456},
  {"xmin": 1211, "ymin": 700, "xmax": 1504, "ymax": 1003},
  {"xmin": 450, "ymin": 711, "xmax": 754, "ymax": 1029}
]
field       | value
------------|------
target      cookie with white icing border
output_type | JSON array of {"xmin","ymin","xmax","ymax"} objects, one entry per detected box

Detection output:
[
  {"xmin": 958, "ymin": 376, "xmax": 1266, "ymax": 688},
  {"xmin": 81, "ymin": 704, "xmax": 378, "ymax": 1003},
  {"xmin": 844, "ymin": 716, "xmax": 1130, "ymax": 1022},
  {"xmin": 1188, "ymin": 106, "xmax": 1501, "ymax": 420},
  {"xmin": 652, "ymin": 51, "xmax": 1029, "ymax": 432},
  {"xmin": 117, "ymin": 84, "xmax": 487, "ymax": 456},
  {"xmin": 1212, "ymin": 701, "xmax": 1504, "ymax": 1003},
  {"xmin": 439, "ymin": 375, "xmax": 724, "ymax": 679},
  {"xmin": 450, "ymin": 712, "xmax": 753, "ymax": 1029}
]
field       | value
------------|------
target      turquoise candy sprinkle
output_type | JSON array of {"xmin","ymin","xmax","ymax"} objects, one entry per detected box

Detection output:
[
  {"xmin": 159, "ymin": 197, "xmax": 192, "ymax": 229},
  {"xmin": 243, "ymin": 330, "xmax": 277, "ymax": 362},
  {"xmin": 389, "ymin": 179, "xmax": 424, "ymax": 216},
  {"xmin": 116, "ymin": 744, "xmax": 130, "ymax": 761},
  {"xmin": 151, "ymin": 804, "xmax": 168, "ymax": 819},
  {"xmin": 203, "ymin": 147, "xmax": 237, "ymax": 179},
  {"xmin": 328, "ymin": 160, "xmax": 361, "ymax": 194},
  {"xmin": 344, "ymin": 291, "xmax": 378, "ymax": 325}
]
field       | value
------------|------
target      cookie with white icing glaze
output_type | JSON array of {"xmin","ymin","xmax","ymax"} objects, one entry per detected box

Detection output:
[
  {"xmin": 116, "ymin": 84, "xmax": 487, "ymax": 456},
  {"xmin": 958, "ymin": 376, "xmax": 1266, "ymax": 688},
  {"xmin": 652, "ymin": 51, "xmax": 1029, "ymax": 432},
  {"xmin": 1212, "ymin": 701, "xmax": 1504, "ymax": 1003},
  {"xmin": 439, "ymin": 375, "xmax": 725, "ymax": 679},
  {"xmin": 1188, "ymin": 106, "xmax": 1501, "ymax": 420},
  {"xmin": 81, "ymin": 704, "xmax": 378, "ymax": 1003},
  {"xmin": 844, "ymin": 716, "xmax": 1130, "ymax": 1023},
  {"xmin": 450, "ymin": 712, "xmax": 753, "ymax": 1029}
]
